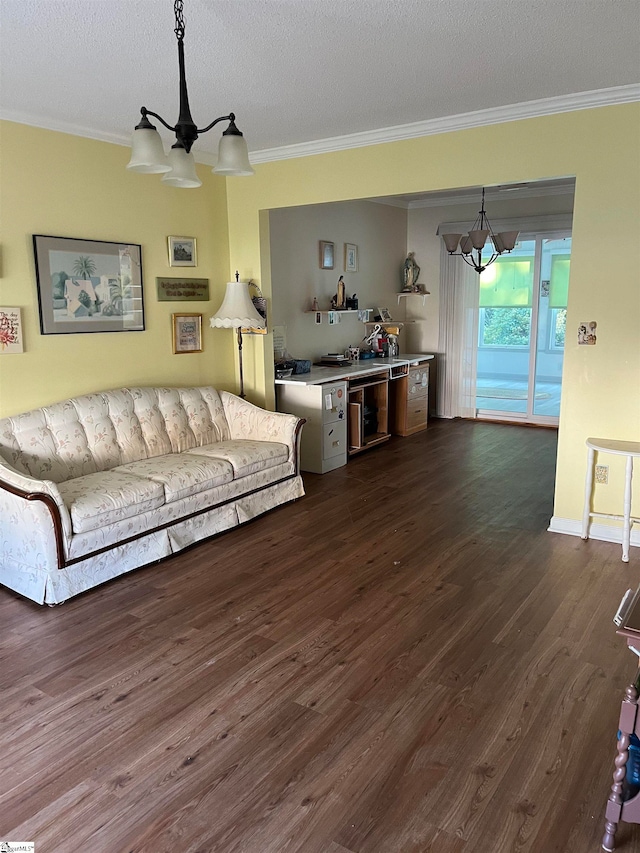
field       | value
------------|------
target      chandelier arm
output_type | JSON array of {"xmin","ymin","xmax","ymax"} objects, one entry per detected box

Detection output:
[
  {"xmin": 196, "ymin": 113, "xmax": 235, "ymax": 136},
  {"xmin": 140, "ymin": 108, "xmax": 177, "ymax": 134}
]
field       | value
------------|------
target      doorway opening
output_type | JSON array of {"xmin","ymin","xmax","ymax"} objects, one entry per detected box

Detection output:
[{"xmin": 476, "ymin": 233, "xmax": 570, "ymax": 426}]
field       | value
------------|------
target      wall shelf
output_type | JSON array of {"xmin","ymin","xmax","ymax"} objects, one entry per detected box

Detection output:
[{"xmin": 397, "ymin": 291, "xmax": 430, "ymax": 306}]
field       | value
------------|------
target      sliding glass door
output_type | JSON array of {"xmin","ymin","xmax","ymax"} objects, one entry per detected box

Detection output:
[{"xmin": 475, "ymin": 233, "xmax": 570, "ymax": 425}]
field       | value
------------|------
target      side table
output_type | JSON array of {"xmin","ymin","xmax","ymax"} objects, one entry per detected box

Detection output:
[{"xmin": 582, "ymin": 438, "xmax": 640, "ymax": 563}]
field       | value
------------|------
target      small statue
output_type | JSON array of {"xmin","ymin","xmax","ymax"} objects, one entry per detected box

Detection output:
[
  {"xmin": 402, "ymin": 252, "xmax": 420, "ymax": 291},
  {"xmin": 336, "ymin": 275, "xmax": 346, "ymax": 309},
  {"xmin": 311, "ymin": 296, "xmax": 319, "ymax": 311}
]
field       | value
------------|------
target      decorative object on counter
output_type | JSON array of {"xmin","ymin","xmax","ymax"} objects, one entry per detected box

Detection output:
[
  {"xmin": 377, "ymin": 307, "xmax": 393, "ymax": 323},
  {"xmin": 172, "ymin": 312, "xmax": 202, "ymax": 353},
  {"xmin": 0, "ymin": 307, "xmax": 24, "ymax": 353},
  {"xmin": 156, "ymin": 277, "xmax": 209, "ymax": 301},
  {"xmin": 210, "ymin": 271, "xmax": 266, "ymax": 398},
  {"xmin": 243, "ymin": 280, "xmax": 267, "ymax": 334},
  {"xmin": 344, "ymin": 243, "xmax": 358, "ymax": 273},
  {"xmin": 33, "ymin": 234, "xmax": 144, "ymax": 335},
  {"xmin": 441, "ymin": 188, "xmax": 519, "ymax": 273},
  {"xmin": 311, "ymin": 296, "xmax": 320, "ymax": 311},
  {"xmin": 345, "ymin": 293, "xmax": 358, "ymax": 310},
  {"xmin": 345, "ymin": 346, "xmax": 360, "ymax": 361},
  {"xmin": 126, "ymin": 0, "xmax": 253, "ymax": 188},
  {"xmin": 319, "ymin": 240, "xmax": 334, "ymax": 270},
  {"xmin": 402, "ymin": 252, "xmax": 420, "ymax": 291},
  {"xmin": 168, "ymin": 236, "xmax": 197, "ymax": 267}
]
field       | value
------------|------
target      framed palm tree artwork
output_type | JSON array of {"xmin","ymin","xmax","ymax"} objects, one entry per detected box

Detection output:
[{"xmin": 33, "ymin": 235, "xmax": 144, "ymax": 334}]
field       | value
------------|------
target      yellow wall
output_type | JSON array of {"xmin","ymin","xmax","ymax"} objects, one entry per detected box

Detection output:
[
  {"xmin": 225, "ymin": 104, "xmax": 640, "ymax": 525},
  {"xmin": 1, "ymin": 107, "xmax": 639, "ymax": 528},
  {"xmin": 0, "ymin": 121, "xmax": 235, "ymax": 416}
]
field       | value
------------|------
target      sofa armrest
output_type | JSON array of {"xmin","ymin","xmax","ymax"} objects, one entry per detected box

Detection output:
[
  {"xmin": 220, "ymin": 391, "xmax": 304, "ymax": 461},
  {"xmin": 0, "ymin": 457, "xmax": 71, "ymax": 570}
]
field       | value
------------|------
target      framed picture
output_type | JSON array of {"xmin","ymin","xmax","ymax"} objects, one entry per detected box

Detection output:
[
  {"xmin": 172, "ymin": 312, "xmax": 203, "ymax": 353},
  {"xmin": 168, "ymin": 236, "xmax": 197, "ymax": 267},
  {"xmin": 319, "ymin": 240, "xmax": 334, "ymax": 270},
  {"xmin": 33, "ymin": 235, "xmax": 144, "ymax": 335},
  {"xmin": 344, "ymin": 243, "xmax": 358, "ymax": 273},
  {"xmin": 0, "ymin": 307, "xmax": 24, "ymax": 353},
  {"xmin": 378, "ymin": 307, "xmax": 393, "ymax": 322}
]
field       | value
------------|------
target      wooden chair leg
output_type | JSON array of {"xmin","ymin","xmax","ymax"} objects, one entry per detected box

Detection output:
[{"xmin": 603, "ymin": 684, "xmax": 639, "ymax": 851}]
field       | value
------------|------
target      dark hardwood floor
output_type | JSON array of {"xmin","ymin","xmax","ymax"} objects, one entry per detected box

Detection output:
[{"xmin": 2, "ymin": 418, "xmax": 639, "ymax": 852}]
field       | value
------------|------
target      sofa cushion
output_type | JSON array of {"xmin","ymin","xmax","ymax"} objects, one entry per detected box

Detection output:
[
  {"xmin": 57, "ymin": 470, "xmax": 165, "ymax": 534},
  {"xmin": 184, "ymin": 440, "xmax": 289, "ymax": 479},
  {"xmin": 116, "ymin": 454, "xmax": 234, "ymax": 503}
]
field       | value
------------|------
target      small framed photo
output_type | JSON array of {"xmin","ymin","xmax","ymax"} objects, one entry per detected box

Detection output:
[
  {"xmin": 344, "ymin": 243, "xmax": 358, "ymax": 273},
  {"xmin": 319, "ymin": 240, "xmax": 334, "ymax": 270},
  {"xmin": 315, "ymin": 311, "xmax": 322, "ymax": 324},
  {"xmin": 172, "ymin": 312, "xmax": 202, "ymax": 353},
  {"xmin": 378, "ymin": 307, "xmax": 392, "ymax": 322},
  {"xmin": 168, "ymin": 236, "xmax": 197, "ymax": 267}
]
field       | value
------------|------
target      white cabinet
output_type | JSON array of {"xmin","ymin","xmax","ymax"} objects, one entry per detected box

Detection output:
[{"xmin": 276, "ymin": 381, "xmax": 348, "ymax": 474}]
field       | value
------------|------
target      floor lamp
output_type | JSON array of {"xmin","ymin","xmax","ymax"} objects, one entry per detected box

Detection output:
[{"xmin": 210, "ymin": 273, "xmax": 266, "ymax": 398}]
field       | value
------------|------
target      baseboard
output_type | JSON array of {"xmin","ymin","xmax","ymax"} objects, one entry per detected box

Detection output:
[{"xmin": 548, "ymin": 516, "xmax": 640, "ymax": 548}]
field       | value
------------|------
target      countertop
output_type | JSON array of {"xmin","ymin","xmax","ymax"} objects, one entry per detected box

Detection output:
[{"xmin": 275, "ymin": 353, "xmax": 434, "ymax": 386}]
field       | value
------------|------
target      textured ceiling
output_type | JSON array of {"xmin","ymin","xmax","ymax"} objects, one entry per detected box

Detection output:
[{"xmin": 1, "ymin": 0, "xmax": 639, "ymax": 160}]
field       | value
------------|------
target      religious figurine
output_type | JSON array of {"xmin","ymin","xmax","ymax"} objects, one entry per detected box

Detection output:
[
  {"xmin": 402, "ymin": 252, "xmax": 420, "ymax": 291},
  {"xmin": 336, "ymin": 275, "xmax": 346, "ymax": 309}
]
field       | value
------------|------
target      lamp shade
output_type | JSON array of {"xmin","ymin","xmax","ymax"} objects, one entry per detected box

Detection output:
[
  {"xmin": 497, "ymin": 230, "xmax": 519, "ymax": 251},
  {"xmin": 210, "ymin": 280, "xmax": 266, "ymax": 329},
  {"xmin": 161, "ymin": 146, "xmax": 202, "ymax": 188},
  {"xmin": 126, "ymin": 126, "xmax": 171, "ymax": 174},
  {"xmin": 442, "ymin": 233, "xmax": 462, "ymax": 253},
  {"xmin": 213, "ymin": 133, "xmax": 254, "ymax": 177}
]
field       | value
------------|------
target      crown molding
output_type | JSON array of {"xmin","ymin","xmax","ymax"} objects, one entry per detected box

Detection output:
[
  {"xmin": 2, "ymin": 84, "xmax": 638, "ymax": 167},
  {"xmin": 250, "ymin": 84, "xmax": 640, "ymax": 164},
  {"xmin": 407, "ymin": 183, "xmax": 576, "ymax": 209}
]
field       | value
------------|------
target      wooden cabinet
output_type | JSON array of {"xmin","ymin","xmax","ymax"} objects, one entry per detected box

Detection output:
[
  {"xmin": 347, "ymin": 372, "xmax": 389, "ymax": 455},
  {"xmin": 390, "ymin": 363, "xmax": 429, "ymax": 436}
]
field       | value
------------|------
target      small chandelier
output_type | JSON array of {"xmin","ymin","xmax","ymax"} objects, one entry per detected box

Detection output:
[
  {"xmin": 126, "ymin": 0, "xmax": 254, "ymax": 188},
  {"xmin": 441, "ymin": 189, "xmax": 519, "ymax": 273}
]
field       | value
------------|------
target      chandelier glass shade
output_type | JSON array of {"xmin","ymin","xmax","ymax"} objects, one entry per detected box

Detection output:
[
  {"xmin": 441, "ymin": 189, "xmax": 519, "ymax": 273},
  {"xmin": 126, "ymin": 0, "xmax": 254, "ymax": 188}
]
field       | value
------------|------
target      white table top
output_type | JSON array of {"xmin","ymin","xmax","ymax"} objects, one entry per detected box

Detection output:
[
  {"xmin": 275, "ymin": 354, "xmax": 434, "ymax": 386},
  {"xmin": 586, "ymin": 437, "xmax": 640, "ymax": 457}
]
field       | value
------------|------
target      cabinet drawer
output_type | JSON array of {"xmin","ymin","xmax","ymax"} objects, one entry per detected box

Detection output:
[
  {"xmin": 323, "ymin": 421, "xmax": 347, "ymax": 459},
  {"xmin": 408, "ymin": 366, "xmax": 429, "ymax": 399},
  {"xmin": 406, "ymin": 398, "xmax": 428, "ymax": 431}
]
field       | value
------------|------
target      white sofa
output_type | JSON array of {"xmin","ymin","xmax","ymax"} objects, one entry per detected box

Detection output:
[{"xmin": 0, "ymin": 387, "xmax": 305, "ymax": 605}]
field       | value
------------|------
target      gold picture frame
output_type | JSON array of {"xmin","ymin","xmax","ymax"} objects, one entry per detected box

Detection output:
[
  {"xmin": 344, "ymin": 242, "xmax": 358, "ymax": 272},
  {"xmin": 168, "ymin": 236, "xmax": 197, "ymax": 267},
  {"xmin": 172, "ymin": 312, "xmax": 202, "ymax": 353}
]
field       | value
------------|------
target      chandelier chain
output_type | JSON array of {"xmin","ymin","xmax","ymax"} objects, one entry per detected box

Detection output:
[{"xmin": 174, "ymin": 0, "xmax": 185, "ymax": 40}]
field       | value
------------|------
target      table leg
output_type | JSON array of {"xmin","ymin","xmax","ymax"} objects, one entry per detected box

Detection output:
[
  {"xmin": 583, "ymin": 446, "xmax": 595, "ymax": 540},
  {"xmin": 603, "ymin": 683, "xmax": 639, "ymax": 851},
  {"xmin": 622, "ymin": 456, "xmax": 633, "ymax": 563}
]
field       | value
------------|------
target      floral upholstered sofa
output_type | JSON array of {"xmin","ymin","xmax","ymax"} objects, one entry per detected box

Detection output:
[{"xmin": 0, "ymin": 387, "xmax": 305, "ymax": 605}]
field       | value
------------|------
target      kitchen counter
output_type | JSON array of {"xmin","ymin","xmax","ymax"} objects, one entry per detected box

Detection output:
[{"xmin": 274, "ymin": 353, "xmax": 434, "ymax": 386}]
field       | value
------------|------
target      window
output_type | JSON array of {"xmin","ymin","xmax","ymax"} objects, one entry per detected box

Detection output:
[
  {"xmin": 550, "ymin": 307, "xmax": 567, "ymax": 349},
  {"xmin": 479, "ymin": 307, "xmax": 532, "ymax": 347}
]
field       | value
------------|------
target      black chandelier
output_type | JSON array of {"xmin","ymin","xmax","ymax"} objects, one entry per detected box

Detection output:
[
  {"xmin": 126, "ymin": 0, "xmax": 253, "ymax": 188},
  {"xmin": 441, "ymin": 189, "xmax": 519, "ymax": 273}
]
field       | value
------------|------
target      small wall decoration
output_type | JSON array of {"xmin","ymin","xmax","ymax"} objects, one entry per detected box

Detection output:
[
  {"xmin": 0, "ymin": 307, "xmax": 24, "ymax": 353},
  {"xmin": 168, "ymin": 236, "xmax": 197, "ymax": 267},
  {"xmin": 578, "ymin": 321, "xmax": 597, "ymax": 345},
  {"xmin": 319, "ymin": 240, "xmax": 334, "ymax": 270},
  {"xmin": 345, "ymin": 243, "xmax": 358, "ymax": 273},
  {"xmin": 315, "ymin": 311, "xmax": 322, "ymax": 324},
  {"xmin": 156, "ymin": 277, "xmax": 209, "ymax": 301},
  {"xmin": 328, "ymin": 311, "xmax": 340, "ymax": 325},
  {"xmin": 172, "ymin": 312, "xmax": 203, "ymax": 353},
  {"xmin": 33, "ymin": 235, "xmax": 144, "ymax": 335}
]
